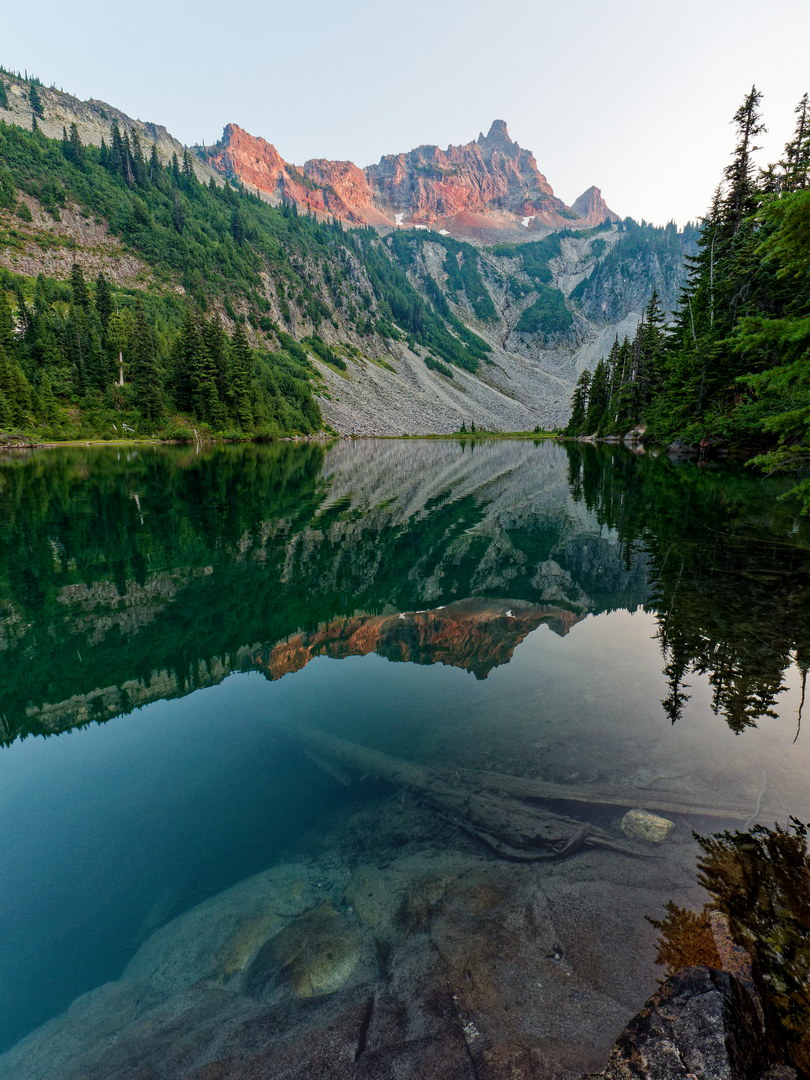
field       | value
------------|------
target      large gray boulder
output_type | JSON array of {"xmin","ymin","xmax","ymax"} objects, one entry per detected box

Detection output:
[{"xmin": 589, "ymin": 966, "xmax": 767, "ymax": 1080}]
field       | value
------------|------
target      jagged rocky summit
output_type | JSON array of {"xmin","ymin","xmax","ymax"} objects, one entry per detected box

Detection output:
[{"xmin": 199, "ymin": 119, "xmax": 620, "ymax": 240}]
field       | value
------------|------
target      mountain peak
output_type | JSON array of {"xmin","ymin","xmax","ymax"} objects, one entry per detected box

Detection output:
[
  {"xmin": 202, "ymin": 120, "xmax": 615, "ymax": 239},
  {"xmin": 478, "ymin": 119, "xmax": 516, "ymax": 151},
  {"xmin": 570, "ymin": 185, "xmax": 620, "ymax": 225}
]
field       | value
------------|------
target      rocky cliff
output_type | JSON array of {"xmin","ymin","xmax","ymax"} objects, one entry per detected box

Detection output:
[
  {"xmin": 199, "ymin": 119, "xmax": 619, "ymax": 240},
  {"xmin": 570, "ymin": 185, "xmax": 620, "ymax": 227}
]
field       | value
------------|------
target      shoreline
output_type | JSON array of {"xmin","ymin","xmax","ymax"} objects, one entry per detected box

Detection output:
[{"xmin": 2, "ymin": 431, "xmax": 560, "ymax": 450}]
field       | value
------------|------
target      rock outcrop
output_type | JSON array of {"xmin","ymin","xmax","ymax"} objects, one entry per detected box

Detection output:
[
  {"xmin": 365, "ymin": 119, "xmax": 573, "ymax": 227},
  {"xmin": 571, "ymin": 185, "xmax": 621, "ymax": 226},
  {"xmin": 203, "ymin": 124, "xmax": 391, "ymax": 226},
  {"xmin": 588, "ymin": 966, "xmax": 767, "ymax": 1080},
  {"xmin": 200, "ymin": 119, "xmax": 619, "ymax": 238}
]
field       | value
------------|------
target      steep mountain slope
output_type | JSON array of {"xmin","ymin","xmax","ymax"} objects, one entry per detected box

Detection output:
[
  {"xmin": 0, "ymin": 71, "xmax": 695, "ymax": 435},
  {"xmin": 199, "ymin": 119, "xmax": 620, "ymax": 240},
  {"xmin": 0, "ymin": 71, "xmax": 214, "ymax": 181}
]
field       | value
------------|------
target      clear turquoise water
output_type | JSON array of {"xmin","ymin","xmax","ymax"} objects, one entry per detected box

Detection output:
[{"xmin": 1, "ymin": 439, "xmax": 808, "ymax": 1064}]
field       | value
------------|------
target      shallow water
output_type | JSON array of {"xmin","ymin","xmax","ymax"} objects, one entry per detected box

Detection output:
[{"xmin": 1, "ymin": 439, "xmax": 808, "ymax": 1076}]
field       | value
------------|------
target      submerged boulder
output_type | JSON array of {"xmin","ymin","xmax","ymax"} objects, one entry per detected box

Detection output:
[
  {"xmin": 245, "ymin": 903, "xmax": 369, "ymax": 999},
  {"xmin": 621, "ymin": 809, "xmax": 675, "ymax": 845}
]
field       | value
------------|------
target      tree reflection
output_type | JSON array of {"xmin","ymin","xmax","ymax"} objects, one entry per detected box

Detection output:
[{"xmin": 565, "ymin": 443, "xmax": 810, "ymax": 731}]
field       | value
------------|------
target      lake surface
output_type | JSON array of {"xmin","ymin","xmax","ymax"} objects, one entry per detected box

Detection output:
[{"xmin": 1, "ymin": 439, "xmax": 809, "ymax": 1078}]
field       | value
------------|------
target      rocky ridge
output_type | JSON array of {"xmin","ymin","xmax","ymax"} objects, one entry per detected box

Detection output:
[
  {"xmin": 199, "ymin": 119, "xmax": 620, "ymax": 240},
  {"xmin": 0, "ymin": 73, "xmax": 215, "ymax": 182}
]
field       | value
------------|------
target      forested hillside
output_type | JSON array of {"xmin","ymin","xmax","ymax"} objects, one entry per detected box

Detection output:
[
  {"xmin": 0, "ymin": 69, "xmax": 695, "ymax": 438},
  {"xmin": 566, "ymin": 88, "xmax": 810, "ymax": 509}
]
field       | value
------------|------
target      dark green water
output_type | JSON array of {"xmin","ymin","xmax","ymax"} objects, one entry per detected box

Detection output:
[{"xmin": 1, "ymin": 439, "xmax": 809, "ymax": 1072}]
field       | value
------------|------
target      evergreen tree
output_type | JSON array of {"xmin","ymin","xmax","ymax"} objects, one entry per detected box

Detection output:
[
  {"xmin": 68, "ymin": 122, "xmax": 84, "ymax": 168},
  {"xmin": 171, "ymin": 190, "xmax": 185, "ymax": 234},
  {"xmin": 0, "ymin": 341, "xmax": 33, "ymax": 427},
  {"xmin": 780, "ymin": 93, "xmax": 810, "ymax": 192},
  {"xmin": 94, "ymin": 272, "xmax": 113, "ymax": 331},
  {"xmin": 0, "ymin": 165, "xmax": 15, "ymax": 210},
  {"xmin": 109, "ymin": 123, "xmax": 125, "ymax": 178},
  {"xmin": 637, "ymin": 290, "xmax": 668, "ymax": 404},
  {"xmin": 723, "ymin": 86, "xmax": 766, "ymax": 233},
  {"xmin": 148, "ymin": 144, "xmax": 161, "ymax": 185},
  {"xmin": 129, "ymin": 302, "xmax": 164, "ymax": 419},
  {"xmin": 228, "ymin": 322, "xmax": 254, "ymax": 429},
  {"xmin": 230, "ymin": 206, "xmax": 246, "ymax": 245},
  {"xmin": 584, "ymin": 359, "xmax": 610, "ymax": 433},
  {"xmin": 129, "ymin": 130, "xmax": 146, "ymax": 186},
  {"xmin": 0, "ymin": 294, "xmax": 14, "ymax": 354},
  {"xmin": 181, "ymin": 150, "xmax": 195, "ymax": 189},
  {"xmin": 566, "ymin": 369, "xmax": 591, "ymax": 434},
  {"xmin": 121, "ymin": 132, "xmax": 136, "ymax": 187},
  {"xmin": 28, "ymin": 82, "xmax": 44, "ymax": 119},
  {"xmin": 0, "ymin": 77, "xmax": 8, "ymax": 110},
  {"xmin": 739, "ymin": 188, "xmax": 810, "ymax": 509},
  {"xmin": 108, "ymin": 308, "xmax": 135, "ymax": 387},
  {"xmin": 70, "ymin": 263, "xmax": 90, "ymax": 309}
]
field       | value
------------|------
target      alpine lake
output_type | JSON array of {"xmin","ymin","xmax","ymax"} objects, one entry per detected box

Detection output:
[{"xmin": 1, "ymin": 438, "xmax": 809, "ymax": 1079}]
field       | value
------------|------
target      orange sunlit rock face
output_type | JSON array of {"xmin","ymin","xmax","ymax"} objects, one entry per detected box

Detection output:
[
  {"xmin": 202, "ymin": 121, "xmax": 617, "ymax": 237},
  {"xmin": 253, "ymin": 598, "xmax": 583, "ymax": 681}
]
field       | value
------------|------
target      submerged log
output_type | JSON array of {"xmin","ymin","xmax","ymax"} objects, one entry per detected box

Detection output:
[
  {"xmin": 289, "ymin": 726, "xmax": 752, "ymax": 824},
  {"xmin": 285, "ymin": 726, "xmax": 648, "ymax": 861},
  {"xmin": 440, "ymin": 765, "xmax": 749, "ymax": 822}
]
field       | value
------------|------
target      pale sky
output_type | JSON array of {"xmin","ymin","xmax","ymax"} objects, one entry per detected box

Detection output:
[{"xmin": 4, "ymin": 0, "xmax": 809, "ymax": 225}]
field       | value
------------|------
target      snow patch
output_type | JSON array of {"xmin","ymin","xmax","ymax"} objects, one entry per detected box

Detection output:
[
  {"xmin": 438, "ymin": 229, "xmax": 450, "ymax": 236},
  {"xmin": 394, "ymin": 213, "xmax": 404, "ymax": 225},
  {"xmin": 522, "ymin": 215, "xmax": 536, "ymax": 228}
]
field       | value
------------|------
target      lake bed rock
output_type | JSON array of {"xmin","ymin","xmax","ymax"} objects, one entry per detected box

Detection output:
[{"xmin": 246, "ymin": 903, "xmax": 368, "ymax": 999}]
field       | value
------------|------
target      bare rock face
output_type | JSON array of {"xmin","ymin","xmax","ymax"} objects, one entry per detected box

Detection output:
[
  {"xmin": 202, "ymin": 125, "xmax": 392, "ymax": 225},
  {"xmin": 200, "ymin": 119, "xmax": 618, "ymax": 237},
  {"xmin": 590, "ymin": 966, "xmax": 767, "ymax": 1080},
  {"xmin": 365, "ymin": 119, "xmax": 572, "ymax": 226},
  {"xmin": 204, "ymin": 123, "xmax": 288, "ymax": 197},
  {"xmin": 571, "ymin": 185, "xmax": 621, "ymax": 226}
]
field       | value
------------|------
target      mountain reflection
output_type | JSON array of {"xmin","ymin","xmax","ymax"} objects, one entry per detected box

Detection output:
[
  {"xmin": 255, "ymin": 599, "xmax": 583, "ymax": 682},
  {"xmin": 1, "ymin": 439, "xmax": 808, "ymax": 743}
]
